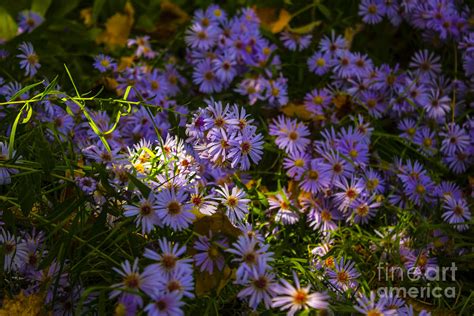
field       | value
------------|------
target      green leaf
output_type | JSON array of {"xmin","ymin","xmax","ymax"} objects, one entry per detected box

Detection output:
[
  {"xmin": 31, "ymin": 0, "xmax": 52, "ymax": 16},
  {"xmin": 123, "ymin": 85, "xmax": 133, "ymax": 101},
  {"xmin": 40, "ymin": 76, "xmax": 58, "ymax": 100},
  {"xmin": 0, "ymin": 6, "xmax": 18, "ymax": 41},
  {"xmin": 288, "ymin": 21, "xmax": 322, "ymax": 34},
  {"xmin": 9, "ymin": 80, "xmax": 44, "ymax": 102},
  {"xmin": 9, "ymin": 104, "xmax": 27, "ymax": 157},
  {"xmin": 17, "ymin": 174, "xmax": 40, "ymax": 216},
  {"xmin": 127, "ymin": 173, "xmax": 151, "ymax": 198},
  {"xmin": 92, "ymin": 0, "xmax": 106, "ymax": 22},
  {"xmin": 48, "ymin": 0, "xmax": 81, "ymax": 18},
  {"xmin": 316, "ymin": 3, "xmax": 331, "ymax": 19}
]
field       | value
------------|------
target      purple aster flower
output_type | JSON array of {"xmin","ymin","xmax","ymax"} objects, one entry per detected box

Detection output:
[
  {"xmin": 17, "ymin": 11, "xmax": 44, "ymax": 33},
  {"xmin": 110, "ymin": 258, "xmax": 154, "ymax": 309},
  {"xmin": 17, "ymin": 42, "xmax": 41, "ymax": 77},
  {"xmin": 305, "ymin": 196, "xmax": 342, "ymax": 234},
  {"xmin": 206, "ymin": 5, "xmax": 227, "ymax": 22},
  {"xmin": 123, "ymin": 194, "xmax": 162, "ymax": 234},
  {"xmin": 144, "ymin": 291, "xmax": 184, "ymax": 316},
  {"xmin": 268, "ymin": 189, "xmax": 299, "ymax": 225},
  {"xmin": 403, "ymin": 249, "xmax": 437, "ymax": 277},
  {"xmin": 307, "ymin": 51, "xmax": 331, "ymax": 75},
  {"xmin": 164, "ymin": 64, "xmax": 185, "ymax": 96},
  {"xmin": 409, "ymin": 50, "xmax": 442, "ymax": 80},
  {"xmin": 82, "ymin": 143, "xmax": 122, "ymax": 166},
  {"xmin": 320, "ymin": 150, "xmax": 354, "ymax": 184},
  {"xmin": 399, "ymin": 304, "xmax": 431, "ymax": 316},
  {"xmin": 403, "ymin": 174, "xmax": 435, "ymax": 206},
  {"xmin": 413, "ymin": 126, "xmax": 437, "ymax": 156},
  {"xmin": 238, "ymin": 258, "xmax": 278, "ymax": 310},
  {"xmin": 434, "ymin": 181, "xmax": 462, "ymax": 200},
  {"xmin": 193, "ymin": 59, "xmax": 222, "ymax": 93},
  {"xmin": 359, "ymin": 0, "xmax": 385, "ymax": 24},
  {"xmin": 354, "ymin": 291, "xmax": 397, "ymax": 316},
  {"xmin": 349, "ymin": 195, "xmax": 380, "ymax": 224},
  {"xmin": 144, "ymin": 238, "xmax": 193, "ymax": 277},
  {"xmin": 204, "ymin": 100, "xmax": 238, "ymax": 132},
  {"xmin": 212, "ymin": 51, "xmax": 237, "ymax": 83},
  {"xmin": 156, "ymin": 188, "xmax": 194, "ymax": 231},
  {"xmin": 189, "ymin": 190, "xmax": 217, "ymax": 216},
  {"xmin": 443, "ymin": 150, "xmax": 471, "ymax": 174},
  {"xmin": 333, "ymin": 52, "xmax": 355, "ymax": 78},
  {"xmin": 319, "ymin": 31, "xmax": 347, "ymax": 57},
  {"xmin": 93, "ymin": 54, "xmax": 117, "ymax": 73},
  {"xmin": 326, "ymin": 257, "xmax": 360, "ymax": 292},
  {"xmin": 442, "ymin": 196, "xmax": 471, "ymax": 231},
  {"xmin": 398, "ymin": 118, "xmax": 417, "ymax": 140},
  {"xmin": 0, "ymin": 230, "xmax": 28, "ymax": 272},
  {"xmin": 46, "ymin": 106, "xmax": 75, "ymax": 139},
  {"xmin": 185, "ymin": 23, "xmax": 219, "ymax": 50},
  {"xmin": 228, "ymin": 130, "xmax": 264, "ymax": 170},
  {"xmin": 156, "ymin": 267, "xmax": 194, "ymax": 299},
  {"xmin": 363, "ymin": 168, "xmax": 385, "ymax": 194},
  {"xmin": 333, "ymin": 176, "xmax": 366, "ymax": 212},
  {"xmin": 360, "ymin": 90, "xmax": 386, "ymax": 118},
  {"xmin": 186, "ymin": 108, "xmax": 208, "ymax": 141},
  {"xmin": 299, "ymin": 158, "xmax": 331, "ymax": 194},
  {"xmin": 382, "ymin": 293, "xmax": 405, "ymax": 310},
  {"xmin": 337, "ymin": 135, "xmax": 370, "ymax": 166},
  {"xmin": 145, "ymin": 70, "xmax": 169, "ymax": 101},
  {"xmin": 193, "ymin": 233, "xmax": 228, "ymax": 274},
  {"xmin": 0, "ymin": 142, "xmax": 19, "ymax": 185},
  {"xmin": 227, "ymin": 235, "xmax": 273, "ymax": 284},
  {"xmin": 351, "ymin": 52, "xmax": 374, "ymax": 78},
  {"xmin": 304, "ymin": 88, "xmax": 331, "ymax": 115},
  {"xmin": 280, "ymin": 31, "xmax": 312, "ymax": 51},
  {"xmin": 75, "ymin": 176, "xmax": 97, "ymax": 195},
  {"xmin": 272, "ymin": 271, "xmax": 329, "ymax": 315},
  {"xmin": 29, "ymin": 261, "xmax": 68, "ymax": 303},
  {"xmin": 372, "ymin": 63, "xmax": 403, "ymax": 92},
  {"xmin": 215, "ymin": 184, "xmax": 250, "ymax": 224},
  {"xmin": 235, "ymin": 77, "xmax": 265, "ymax": 105},
  {"xmin": 283, "ymin": 151, "xmax": 311, "ymax": 180},
  {"xmin": 269, "ymin": 116, "xmax": 310, "ymax": 155},
  {"xmin": 265, "ymin": 76, "xmax": 288, "ymax": 107},
  {"xmin": 423, "ymin": 89, "xmax": 451, "ymax": 120},
  {"xmin": 127, "ymin": 36, "xmax": 156, "ymax": 59},
  {"xmin": 439, "ymin": 123, "xmax": 470, "ymax": 155}
]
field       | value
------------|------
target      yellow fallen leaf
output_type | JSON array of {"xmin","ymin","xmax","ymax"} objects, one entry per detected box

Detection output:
[
  {"xmin": 80, "ymin": 7, "xmax": 93, "ymax": 27},
  {"xmin": 255, "ymin": 7, "xmax": 277, "ymax": 29},
  {"xmin": 256, "ymin": 7, "xmax": 292, "ymax": 33},
  {"xmin": 195, "ymin": 265, "xmax": 233, "ymax": 296},
  {"xmin": 281, "ymin": 103, "xmax": 313, "ymax": 120},
  {"xmin": 332, "ymin": 94, "xmax": 350, "ymax": 109},
  {"xmin": 271, "ymin": 9, "xmax": 291, "ymax": 33},
  {"xmin": 194, "ymin": 212, "xmax": 241, "ymax": 238},
  {"xmin": 344, "ymin": 24, "xmax": 364, "ymax": 49},
  {"xmin": 148, "ymin": 0, "xmax": 189, "ymax": 40},
  {"xmin": 0, "ymin": 291, "xmax": 46, "ymax": 316},
  {"xmin": 117, "ymin": 55, "xmax": 135, "ymax": 72},
  {"xmin": 96, "ymin": 2, "xmax": 135, "ymax": 49},
  {"xmin": 102, "ymin": 77, "xmax": 118, "ymax": 91}
]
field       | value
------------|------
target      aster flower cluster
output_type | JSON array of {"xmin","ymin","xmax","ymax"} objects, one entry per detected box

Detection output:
[
  {"xmin": 186, "ymin": 99, "xmax": 263, "ymax": 170},
  {"xmin": 185, "ymin": 5, "xmax": 288, "ymax": 107},
  {"xmin": 358, "ymin": 0, "xmax": 469, "ymax": 41},
  {"xmin": 0, "ymin": 1, "xmax": 473, "ymax": 315},
  {"xmin": 110, "ymin": 238, "xmax": 193, "ymax": 315},
  {"xmin": 0, "ymin": 226, "xmax": 82, "ymax": 314}
]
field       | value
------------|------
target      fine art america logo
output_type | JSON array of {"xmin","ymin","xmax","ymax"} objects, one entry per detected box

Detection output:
[{"xmin": 377, "ymin": 263, "xmax": 458, "ymax": 299}]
